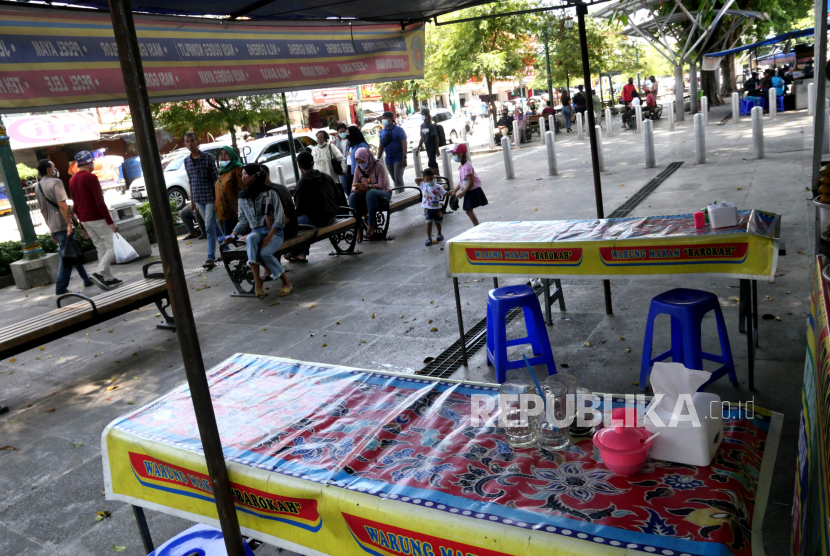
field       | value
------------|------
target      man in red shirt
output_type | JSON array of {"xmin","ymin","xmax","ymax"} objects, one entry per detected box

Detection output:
[
  {"xmin": 622, "ymin": 77, "xmax": 637, "ymax": 103},
  {"xmin": 69, "ymin": 151, "xmax": 121, "ymax": 289}
]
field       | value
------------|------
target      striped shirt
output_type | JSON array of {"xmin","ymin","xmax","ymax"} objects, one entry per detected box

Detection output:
[{"xmin": 183, "ymin": 152, "xmax": 218, "ymax": 205}]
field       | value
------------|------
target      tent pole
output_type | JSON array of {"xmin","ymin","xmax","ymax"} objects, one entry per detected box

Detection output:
[
  {"xmin": 577, "ymin": 2, "xmax": 612, "ymax": 315},
  {"xmin": 811, "ymin": 0, "xmax": 828, "ymax": 201},
  {"xmin": 105, "ymin": 0, "xmax": 247, "ymax": 554}
]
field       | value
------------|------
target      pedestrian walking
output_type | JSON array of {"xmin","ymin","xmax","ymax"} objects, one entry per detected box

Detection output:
[
  {"xmin": 414, "ymin": 168, "xmax": 447, "ymax": 246},
  {"xmin": 560, "ymin": 88, "xmax": 572, "ymax": 132},
  {"xmin": 622, "ymin": 77, "xmax": 637, "ymax": 103},
  {"xmin": 183, "ymin": 133, "xmax": 222, "ymax": 270},
  {"xmin": 376, "ymin": 110, "xmax": 407, "ymax": 191},
  {"xmin": 68, "ymin": 151, "xmax": 121, "ymax": 289},
  {"xmin": 333, "ymin": 123, "xmax": 351, "ymax": 195},
  {"xmin": 449, "ymin": 143, "xmax": 487, "ymax": 227},
  {"xmin": 312, "ymin": 129, "xmax": 346, "ymax": 184},
  {"xmin": 35, "ymin": 159, "xmax": 95, "ymax": 294},
  {"xmin": 573, "ymin": 85, "xmax": 588, "ymax": 120},
  {"xmin": 416, "ymin": 109, "xmax": 441, "ymax": 175},
  {"xmin": 214, "ymin": 145, "xmax": 244, "ymax": 235}
]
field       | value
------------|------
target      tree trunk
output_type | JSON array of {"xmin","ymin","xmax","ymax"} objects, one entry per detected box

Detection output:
[
  {"xmin": 720, "ymin": 54, "xmax": 737, "ymax": 97},
  {"xmin": 701, "ymin": 70, "xmax": 723, "ymax": 105},
  {"xmin": 486, "ymin": 74, "xmax": 497, "ymax": 119},
  {"xmin": 228, "ymin": 123, "xmax": 239, "ymax": 155}
]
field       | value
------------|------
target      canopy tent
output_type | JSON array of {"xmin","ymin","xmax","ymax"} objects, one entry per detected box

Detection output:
[
  {"xmin": 0, "ymin": 1, "xmax": 614, "ymax": 554},
  {"xmin": 705, "ymin": 27, "xmax": 815, "ymax": 57}
]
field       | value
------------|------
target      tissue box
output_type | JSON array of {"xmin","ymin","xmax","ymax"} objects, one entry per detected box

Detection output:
[
  {"xmin": 644, "ymin": 392, "xmax": 723, "ymax": 467},
  {"xmin": 707, "ymin": 202, "xmax": 738, "ymax": 229}
]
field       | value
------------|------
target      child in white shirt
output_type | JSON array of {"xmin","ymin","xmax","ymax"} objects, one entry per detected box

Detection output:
[{"xmin": 414, "ymin": 168, "xmax": 447, "ymax": 246}]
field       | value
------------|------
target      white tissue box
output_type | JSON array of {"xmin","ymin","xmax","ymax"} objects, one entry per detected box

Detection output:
[
  {"xmin": 644, "ymin": 392, "xmax": 723, "ymax": 467},
  {"xmin": 707, "ymin": 202, "xmax": 738, "ymax": 229}
]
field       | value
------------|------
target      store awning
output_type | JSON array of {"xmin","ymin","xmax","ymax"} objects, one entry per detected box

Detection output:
[{"xmin": 705, "ymin": 27, "xmax": 815, "ymax": 57}]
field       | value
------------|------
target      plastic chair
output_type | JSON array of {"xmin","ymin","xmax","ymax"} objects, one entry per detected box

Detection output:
[
  {"xmin": 776, "ymin": 95, "xmax": 785, "ymax": 112},
  {"xmin": 486, "ymin": 285, "xmax": 556, "ymax": 383},
  {"xmin": 739, "ymin": 97, "xmax": 762, "ymax": 116},
  {"xmin": 639, "ymin": 288, "xmax": 737, "ymax": 391},
  {"xmin": 148, "ymin": 524, "xmax": 255, "ymax": 556}
]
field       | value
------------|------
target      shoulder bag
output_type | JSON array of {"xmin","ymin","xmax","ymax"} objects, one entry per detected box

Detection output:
[{"xmin": 328, "ymin": 144, "xmax": 345, "ymax": 176}]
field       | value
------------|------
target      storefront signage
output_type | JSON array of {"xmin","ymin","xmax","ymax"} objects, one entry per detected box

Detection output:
[
  {"xmin": 5, "ymin": 110, "xmax": 99, "ymax": 150},
  {"xmin": 312, "ymin": 88, "xmax": 354, "ymax": 104}
]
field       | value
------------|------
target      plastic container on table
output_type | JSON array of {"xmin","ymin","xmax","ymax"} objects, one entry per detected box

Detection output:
[{"xmin": 593, "ymin": 407, "xmax": 654, "ymax": 476}]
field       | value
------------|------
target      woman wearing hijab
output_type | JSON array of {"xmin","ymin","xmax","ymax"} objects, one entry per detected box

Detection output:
[
  {"xmin": 344, "ymin": 125, "xmax": 370, "ymax": 197},
  {"xmin": 312, "ymin": 129, "xmax": 346, "ymax": 184},
  {"xmin": 214, "ymin": 146, "xmax": 245, "ymax": 235},
  {"xmin": 512, "ymin": 108, "xmax": 527, "ymax": 144},
  {"xmin": 223, "ymin": 163, "xmax": 292, "ymax": 299},
  {"xmin": 349, "ymin": 147, "xmax": 389, "ymax": 241}
]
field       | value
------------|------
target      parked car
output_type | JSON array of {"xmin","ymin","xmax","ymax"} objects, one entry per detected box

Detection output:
[
  {"xmin": 400, "ymin": 108, "xmax": 461, "ymax": 151},
  {"xmin": 129, "ymin": 142, "xmax": 231, "ymax": 210},
  {"xmin": 129, "ymin": 134, "xmax": 316, "ymax": 210}
]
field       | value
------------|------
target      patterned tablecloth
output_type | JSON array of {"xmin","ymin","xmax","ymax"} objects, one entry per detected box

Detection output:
[
  {"xmin": 446, "ymin": 211, "xmax": 780, "ymax": 280},
  {"xmin": 103, "ymin": 354, "xmax": 782, "ymax": 556}
]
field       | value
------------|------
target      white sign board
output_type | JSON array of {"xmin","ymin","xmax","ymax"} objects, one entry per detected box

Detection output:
[{"xmin": 5, "ymin": 110, "xmax": 99, "ymax": 150}]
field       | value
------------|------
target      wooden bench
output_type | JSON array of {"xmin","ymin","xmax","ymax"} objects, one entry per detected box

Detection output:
[
  {"xmin": 369, "ymin": 177, "xmax": 453, "ymax": 240},
  {"xmin": 220, "ymin": 208, "xmax": 359, "ymax": 297},
  {"xmin": 0, "ymin": 261, "xmax": 190, "ymax": 416}
]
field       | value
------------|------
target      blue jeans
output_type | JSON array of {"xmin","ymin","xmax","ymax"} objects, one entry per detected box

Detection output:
[
  {"xmin": 247, "ymin": 226, "xmax": 285, "ymax": 278},
  {"xmin": 195, "ymin": 202, "xmax": 223, "ymax": 261},
  {"xmin": 561, "ymin": 105, "xmax": 572, "ymax": 128},
  {"xmin": 349, "ymin": 189, "xmax": 392, "ymax": 227},
  {"xmin": 339, "ymin": 171, "xmax": 352, "ymax": 197},
  {"xmin": 54, "ymin": 230, "xmax": 91, "ymax": 294}
]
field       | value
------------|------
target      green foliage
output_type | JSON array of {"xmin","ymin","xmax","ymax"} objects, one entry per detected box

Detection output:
[
  {"xmin": 379, "ymin": 24, "xmax": 445, "ymax": 105},
  {"xmin": 151, "ymin": 95, "xmax": 286, "ymax": 154},
  {"xmin": 16, "ymin": 163, "xmax": 38, "ymax": 181},
  {"xmin": 136, "ymin": 200, "xmax": 180, "ymax": 236}
]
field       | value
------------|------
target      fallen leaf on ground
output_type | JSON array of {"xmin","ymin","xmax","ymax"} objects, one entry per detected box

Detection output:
[
  {"xmin": 775, "ymin": 316, "xmax": 782, "ymax": 321},
  {"xmin": 625, "ymin": 347, "xmax": 632, "ymax": 353},
  {"xmin": 360, "ymin": 340, "xmax": 366, "ymax": 343},
  {"xmin": 269, "ymin": 302, "xmax": 280, "ymax": 306},
  {"xmin": 322, "ymin": 344, "xmax": 327, "ymax": 347},
  {"xmin": 113, "ymin": 546, "xmax": 126, "ymax": 552},
  {"xmin": 46, "ymin": 408, "xmax": 55, "ymax": 412},
  {"xmin": 38, "ymin": 347, "xmax": 45, "ymax": 351},
  {"xmin": 731, "ymin": 297, "xmax": 740, "ymax": 302},
  {"xmin": 619, "ymin": 337, "xmax": 625, "ymax": 341},
  {"xmin": 428, "ymin": 319, "xmax": 433, "ymax": 324},
  {"xmin": 95, "ymin": 511, "xmax": 112, "ymax": 521},
  {"xmin": 371, "ymin": 313, "xmax": 376, "ymax": 319},
  {"xmin": 1, "ymin": 446, "xmax": 17, "ymax": 451},
  {"xmin": 430, "ymin": 327, "xmax": 438, "ymax": 332},
  {"xmin": 106, "ymin": 385, "xmax": 119, "ymax": 391},
  {"xmin": 9, "ymin": 359, "xmax": 16, "ymax": 362},
  {"xmin": 584, "ymin": 341, "xmax": 593, "ymax": 347}
]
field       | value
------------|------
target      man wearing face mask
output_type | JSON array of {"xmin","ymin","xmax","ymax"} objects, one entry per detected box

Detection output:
[
  {"xmin": 332, "ymin": 122, "xmax": 351, "ymax": 196},
  {"xmin": 375, "ymin": 110, "xmax": 407, "ymax": 191},
  {"xmin": 35, "ymin": 159, "xmax": 96, "ymax": 294}
]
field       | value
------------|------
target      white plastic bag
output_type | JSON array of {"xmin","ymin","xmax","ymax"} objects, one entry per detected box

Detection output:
[{"xmin": 113, "ymin": 232, "xmax": 139, "ymax": 264}]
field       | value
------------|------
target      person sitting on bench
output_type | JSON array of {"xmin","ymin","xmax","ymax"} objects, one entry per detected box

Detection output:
[
  {"xmin": 349, "ymin": 147, "xmax": 390, "ymax": 242},
  {"xmin": 644, "ymin": 89, "xmax": 657, "ymax": 118},
  {"xmin": 622, "ymin": 91, "xmax": 641, "ymax": 130},
  {"xmin": 495, "ymin": 108, "xmax": 513, "ymax": 143}
]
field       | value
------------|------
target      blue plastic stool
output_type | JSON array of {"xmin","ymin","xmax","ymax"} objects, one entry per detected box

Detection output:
[
  {"xmin": 776, "ymin": 95, "xmax": 785, "ymax": 112},
  {"xmin": 739, "ymin": 97, "xmax": 762, "ymax": 116},
  {"xmin": 149, "ymin": 524, "xmax": 255, "ymax": 556},
  {"xmin": 486, "ymin": 285, "xmax": 556, "ymax": 383},
  {"xmin": 639, "ymin": 288, "xmax": 737, "ymax": 391}
]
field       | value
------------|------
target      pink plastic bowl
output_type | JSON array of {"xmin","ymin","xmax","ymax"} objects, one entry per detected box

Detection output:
[{"xmin": 593, "ymin": 408, "xmax": 652, "ymax": 476}]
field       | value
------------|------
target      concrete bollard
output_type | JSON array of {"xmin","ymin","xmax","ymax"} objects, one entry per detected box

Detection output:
[
  {"xmin": 732, "ymin": 92, "xmax": 740, "ymax": 125},
  {"xmin": 635, "ymin": 104, "xmax": 643, "ymax": 134},
  {"xmin": 576, "ymin": 112, "xmax": 584, "ymax": 140},
  {"xmin": 701, "ymin": 96, "xmax": 708, "ymax": 126},
  {"xmin": 461, "ymin": 123, "xmax": 467, "ymax": 143},
  {"xmin": 276, "ymin": 164, "xmax": 286, "ymax": 186},
  {"xmin": 548, "ymin": 114, "xmax": 556, "ymax": 138},
  {"xmin": 768, "ymin": 88, "xmax": 777, "ymax": 120},
  {"xmin": 597, "ymin": 125, "xmax": 607, "ymax": 170},
  {"xmin": 501, "ymin": 136, "xmax": 515, "ymax": 179},
  {"xmin": 605, "ymin": 108, "xmax": 613, "ymax": 138},
  {"xmin": 751, "ymin": 106, "xmax": 764, "ymax": 159},
  {"xmin": 488, "ymin": 121, "xmax": 495, "ymax": 150},
  {"xmin": 809, "ymin": 82, "xmax": 815, "ymax": 116},
  {"xmin": 546, "ymin": 130, "xmax": 558, "ymax": 176},
  {"xmin": 668, "ymin": 100, "xmax": 675, "ymax": 131},
  {"xmin": 412, "ymin": 147, "xmax": 423, "ymax": 179},
  {"xmin": 644, "ymin": 119, "xmax": 656, "ymax": 168},
  {"xmin": 440, "ymin": 146, "xmax": 454, "ymax": 187},
  {"xmin": 694, "ymin": 113, "xmax": 706, "ymax": 164},
  {"xmin": 512, "ymin": 120, "xmax": 521, "ymax": 147},
  {"xmin": 539, "ymin": 115, "xmax": 546, "ymax": 145}
]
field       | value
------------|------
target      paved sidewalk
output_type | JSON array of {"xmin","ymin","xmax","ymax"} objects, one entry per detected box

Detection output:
[{"xmin": 0, "ymin": 103, "xmax": 814, "ymax": 555}]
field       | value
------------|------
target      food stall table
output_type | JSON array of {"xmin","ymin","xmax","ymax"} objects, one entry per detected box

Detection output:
[
  {"xmin": 446, "ymin": 211, "xmax": 781, "ymax": 389},
  {"xmin": 103, "ymin": 354, "xmax": 782, "ymax": 556}
]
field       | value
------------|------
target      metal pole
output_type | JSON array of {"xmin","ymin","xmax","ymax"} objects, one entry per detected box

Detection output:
[
  {"xmin": 105, "ymin": 1, "xmax": 246, "ymax": 554},
  {"xmin": 577, "ymin": 2, "xmax": 612, "ymax": 315},
  {"xmin": 605, "ymin": 108, "xmax": 613, "ymax": 137},
  {"xmin": 540, "ymin": 115, "xmax": 547, "ymax": 145},
  {"xmin": 276, "ymin": 165, "xmax": 285, "ymax": 186},
  {"xmin": 694, "ymin": 113, "xmax": 706, "ymax": 164},
  {"xmin": 634, "ymin": 105, "xmax": 643, "ymax": 134},
  {"xmin": 281, "ymin": 92, "xmax": 300, "ymax": 183},
  {"xmin": 453, "ymin": 277, "xmax": 467, "ymax": 366},
  {"xmin": 501, "ymin": 136, "xmax": 515, "ymax": 179},
  {"xmin": 701, "ymin": 96, "xmax": 709, "ymax": 126},
  {"xmin": 576, "ymin": 112, "xmax": 584, "ymax": 140},
  {"xmin": 812, "ymin": 0, "xmax": 828, "ymax": 196},
  {"xmin": 488, "ymin": 121, "xmax": 496, "ymax": 149},
  {"xmin": 768, "ymin": 88, "xmax": 777, "ymax": 120},
  {"xmin": 596, "ymin": 125, "xmax": 605, "ymax": 171},
  {"xmin": 0, "ymin": 116, "xmax": 42, "ymax": 260},
  {"xmin": 644, "ymin": 119, "xmax": 656, "ymax": 168},
  {"xmin": 674, "ymin": 64, "xmax": 685, "ymax": 121},
  {"xmin": 751, "ymin": 106, "xmax": 764, "ymax": 159},
  {"xmin": 512, "ymin": 120, "xmax": 520, "ymax": 146},
  {"xmin": 440, "ymin": 146, "xmax": 454, "ymax": 187},
  {"xmin": 668, "ymin": 100, "xmax": 676, "ymax": 131},
  {"xmin": 412, "ymin": 147, "xmax": 423, "ymax": 179},
  {"xmin": 808, "ymin": 82, "xmax": 815, "ymax": 116},
  {"xmin": 544, "ymin": 29, "xmax": 554, "ymax": 103},
  {"xmin": 689, "ymin": 60, "xmax": 699, "ymax": 114},
  {"xmin": 732, "ymin": 92, "xmax": 740, "ymax": 125},
  {"xmin": 356, "ymin": 85, "xmax": 364, "ymax": 126},
  {"xmin": 546, "ymin": 130, "xmax": 558, "ymax": 175},
  {"xmin": 548, "ymin": 115, "xmax": 556, "ymax": 138}
]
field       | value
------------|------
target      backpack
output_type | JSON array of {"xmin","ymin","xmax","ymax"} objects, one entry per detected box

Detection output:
[{"xmin": 436, "ymin": 125, "xmax": 447, "ymax": 147}]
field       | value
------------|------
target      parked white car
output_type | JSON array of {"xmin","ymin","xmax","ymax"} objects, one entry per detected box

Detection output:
[
  {"xmin": 129, "ymin": 134, "xmax": 316, "ymax": 210},
  {"xmin": 401, "ymin": 108, "xmax": 461, "ymax": 151}
]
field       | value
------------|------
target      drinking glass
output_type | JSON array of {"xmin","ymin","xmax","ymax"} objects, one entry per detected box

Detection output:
[
  {"xmin": 499, "ymin": 379, "xmax": 539, "ymax": 448},
  {"xmin": 570, "ymin": 386, "xmax": 600, "ymax": 437},
  {"xmin": 538, "ymin": 382, "xmax": 570, "ymax": 451}
]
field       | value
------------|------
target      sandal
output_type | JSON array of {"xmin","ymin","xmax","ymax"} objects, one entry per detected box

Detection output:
[
  {"xmin": 255, "ymin": 288, "xmax": 267, "ymax": 299},
  {"xmin": 286, "ymin": 255, "xmax": 308, "ymax": 263},
  {"xmin": 436, "ymin": 234, "xmax": 444, "ymax": 242},
  {"xmin": 279, "ymin": 285, "xmax": 293, "ymax": 297},
  {"xmin": 202, "ymin": 260, "xmax": 216, "ymax": 270},
  {"xmin": 425, "ymin": 238, "xmax": 434, "ymax": 246}
]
